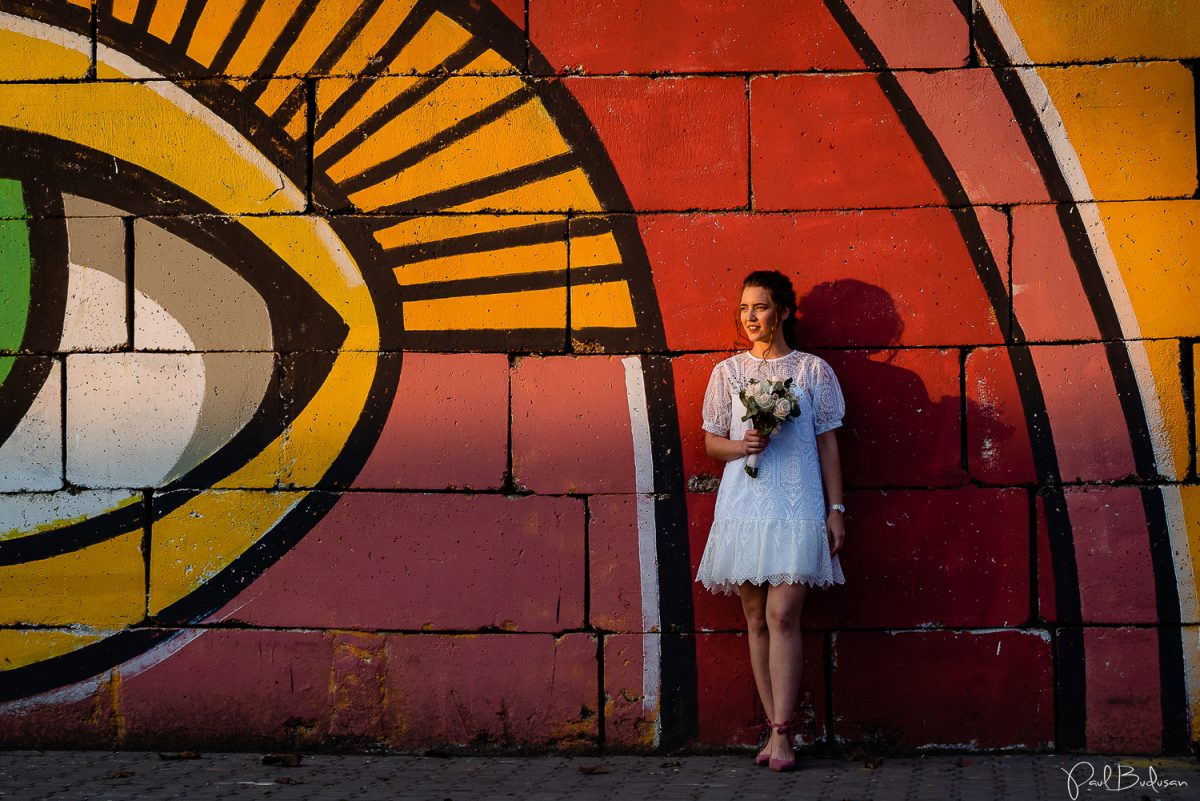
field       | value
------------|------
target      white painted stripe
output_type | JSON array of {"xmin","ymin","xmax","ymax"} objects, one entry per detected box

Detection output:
[
  {"xmin": 981, "ymin": 0, "xmax": 1199, "ymax": 721},
  {"xmin": 622, "ymin": 355, "xmax": 662, "ymax": 747}
]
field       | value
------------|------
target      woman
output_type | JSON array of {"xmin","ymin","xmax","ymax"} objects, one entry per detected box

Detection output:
[{"xmin": 694, "ymin": 270, "xmax": 847, "ymax": 772}]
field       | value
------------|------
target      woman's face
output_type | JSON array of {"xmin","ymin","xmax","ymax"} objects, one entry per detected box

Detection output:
[{"xmin": 739, "ymin": 285, "xmax": 787, "ymax": 344}]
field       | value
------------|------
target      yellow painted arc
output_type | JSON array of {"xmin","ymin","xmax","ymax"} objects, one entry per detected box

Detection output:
[
  {"xmin": 225, "ymin": 0, "xmax": 302, "ymax": 76},
  {"xmin": 0, "ymin": 630, "xmax": 104, "ymax": 672},
  {"xmin": 349, "ymin": 100, "xmax": 573, "ymax": 211},
  {"xmin": 374, "ymin": 214, "xmax": 564, "ymax": 251},
  {"xmin": 0, "ymin": 494, "xmax": 141, "ymax": 542},
  {"xmin": 326, "ymin": 75, "xmax": 530, "ymax": 184},
  {"xmin": 186, "ymin": 0, "xmax": 248, "ymax": 67},
  {"xmin": 393, "ymin": 240, "xmax": 566, "ymax": 286},
  {"xmin": 449, "ymin": 167, "xmax": 602, "ymax": 213},
  {"xmin": 571, "ymin": 281, "xmax": 637, "ymax": 329},
  {"xmin": 146, "ymin": 0, "xmax": 188, "ymax": 43},
  {"xmin": 404, "ymin": 288, "xmax": 565, "ymax": 330},
  {"xmin": 0, "ymin": 28, "xmax": 90, "ymax": 80},
  {"xmin": 149, "ymin": 491, "xmax": 306, "ymax": 614},
  {"xmin": 571, "ymin": 233, "xmax": 623, "ymax": 269},
  {"xmin": 0, "ymin": 533, "xmax": 144, "ymax": 627}
]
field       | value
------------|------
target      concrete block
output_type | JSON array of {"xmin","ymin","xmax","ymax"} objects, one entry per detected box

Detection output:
[
  {"xmin": 354, "ymin": 353, "xmax": 508, "ymax": 490},
  {"xmin": 529, "ymin": 0, "xmax": 863, "ymax": 73},
  {"xmin": 211, "ymin": 492, "xmax": 585, "ymax": 631},
  {"xmin": 0, "ymin": 664, "xmax": 115, "ymax": 749},
  {"xmin": 1065, "ymin": 486, "xmax": 1157, "ymax": 624},
  {"xmin": 817, "ymin": 349, "xmax": 964, "ymax": 488},
  {"xmin": 0, "ymin": 490, "xmax": 144, "ymax": 626},
  {"xmin": 511, "ymin": 355, "xmax": 636, "ymax": 494},
  {"xmin": 117, "ymin": 629, "xmax": 335, "ymax": 751},
  {"xmin": 821, "ymin": 489, "xmax": 1030, "ymax": 629},
  {"xmin": 832, "ymin": 629, "xmax": 1054, "ymax": 749},
  {"xmin": 59, "ymin": 212, "xmax": 128, "ymax": 352},
  {"xmin": 602, "ymin": 633, "xmax": 656, "ymax": 748},
  {"xmin": 0, "ymin": 357, "xmax": 62, "ymax": 491},
  {"xmin": 562, "ymin": 77, "xmax": 748, "ymax": 211},
  {"xmin": 0, "ymin": 2, "xmax": 92, "ymax": 80},
  {"xmin": 672, "ymin": 353, "xmax": 729, "ymax": 494},
  {"xmin": 328, "ymin": 631, "xmax": 388, "ymax": 744},
  {"xmin": 965, "ymin": 347, "xmax": 1036, "ymax": 485},
  {"xmin": 896, "ymin": 69, "xmax": 1049, "ymax": 204},
  {"xmin": 641, "ymin": 210, "xmax": 1007, "ymax": 351},
  {"xmin": 1082, "ymin": 626, "xmax": 1162, "ymax": 754},
  {"xmin": 998, "ymin": 0, "xmax": 1200, "ymax": 63},
  {"xmin": 1029, "ymin": 344, "xmax": 1138, "ymax": 482},
  {"xmin": 1011, "ymin": 205, "xmax": 1104, "ymax": 342},
  {"xmin": 686, "ymin": 492, "xmax": 750, "ymax": 632},
  {"xmin": 751, "ymin": 74, "xmax": 943, "ymax": 211},
  {"xmin": 1039, "ymin": 62, "xmax": 1196, "ymax": 200},
  {"xmin": 844, "ymin": 0, "xmax": 969, "ymax": 68},
  {"xmin": 382, "ymin": 632, "xmax": 597, "ymax": 749},
  {"xmin": 588, "ymin": 494, "xmax": 644, "ymax": 632}
]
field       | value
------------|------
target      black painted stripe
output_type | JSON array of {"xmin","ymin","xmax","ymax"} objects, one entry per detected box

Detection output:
[
  {"xmin": 974, "ymin": 10, "xmax": 1189, "ymax": 754},
  {"xmin": 380, "ymin": 217, "xmax": 568, "ymax": 263},
  {"xmin": 825, "ymin": 0, "xmax": 1088, "ymax": 750},
  {"xmin": 311, "ymin": 0, "xmax": 438, "ymax": 141},
  {"xmin": 206, "ymin": 1, "xmax": 263, "ymax": 75},
  {"xmin": 337, "ymin": 87, "xmax": 536, "ymax": 196},
  {"xmin": 267, "ymin": 0, "xmax": 387, "ymax": 120},
  {"xmin": 315, "ymin": 39, "xmax": 491, "ymax": 169},
  {"xmin": 242, "ymin": 0, "xmax": 321, "ymax": 99},
  {"xmin": 131, "ymin": 0, "xmax": 154, "ymax": 31},
  {"xmin": 398, "ymin": 262, "xmax": 626, "ymax": 302},
  {"xmin": 0, "ymin": 498, "xmax": 148, "ymax": 568},
  {"xmin": 369, "ymin": 151, "xmax": 577, "ymax": 213},
  {"xmin": 170, "ymin": 0, "xmax": 207, "ymax": 51}
]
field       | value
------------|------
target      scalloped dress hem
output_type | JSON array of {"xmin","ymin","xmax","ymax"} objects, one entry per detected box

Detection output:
[{"xmin": 694, "ymin": 517, "xmax": 846, "ymax": 597}]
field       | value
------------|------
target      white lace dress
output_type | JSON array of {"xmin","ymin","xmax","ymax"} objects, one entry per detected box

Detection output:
[{"xmin": 694, "ymin": 350, "xmax": 847, "ymax": 596}]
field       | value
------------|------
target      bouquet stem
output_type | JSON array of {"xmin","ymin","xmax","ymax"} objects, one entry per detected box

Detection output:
[{"xmin": 744, "ymin": 452, "xmax": 759, "ymax": 478}]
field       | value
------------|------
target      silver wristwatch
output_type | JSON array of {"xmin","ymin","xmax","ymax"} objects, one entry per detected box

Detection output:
[{"xmin": 829, "ymin": 503, "xmax": 846, "ymax": 514}]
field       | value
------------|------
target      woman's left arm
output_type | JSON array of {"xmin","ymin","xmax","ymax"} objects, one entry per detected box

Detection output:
[{"xmin": 816, "ymin": 430, "xmax": 845, "ymax": 556}]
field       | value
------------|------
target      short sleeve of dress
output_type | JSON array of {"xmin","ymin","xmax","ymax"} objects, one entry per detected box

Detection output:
[
  {"xmin": 812, "ymin": 357, "xmax": 846, "ymax": 435},
  {"xmin": 701, "ymin": 361, "xmax": 732, "ymax": 437}
]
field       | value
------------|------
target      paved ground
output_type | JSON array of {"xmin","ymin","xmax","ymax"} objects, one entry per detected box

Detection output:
[{"xmin": 0, "ymin": 750, "xmax": 1197, "ymax": 800}]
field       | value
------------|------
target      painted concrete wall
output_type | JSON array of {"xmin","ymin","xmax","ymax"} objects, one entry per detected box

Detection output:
[{"xmin": 0, "ymin": 0, "xmax": 1197, "ymax": 755}]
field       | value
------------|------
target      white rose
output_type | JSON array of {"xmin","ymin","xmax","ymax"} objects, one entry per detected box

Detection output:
[
  {"xmin": 773, "ymin": 398, "xmax": 792, "ymax": 419},
  {"xmin": 754, "ymin": 392, "xmax": 773, "ymax": 410}
]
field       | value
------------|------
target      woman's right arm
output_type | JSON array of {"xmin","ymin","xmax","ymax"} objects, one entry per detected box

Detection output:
[{"xmin": 705, "ymin": 430, "xmax": 769, "ymax": 462}]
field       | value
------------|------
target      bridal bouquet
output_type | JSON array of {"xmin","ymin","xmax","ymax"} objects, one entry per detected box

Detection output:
[{"xmin": 738, "ymin": 377, "xmax": 801, "ymax": 478}]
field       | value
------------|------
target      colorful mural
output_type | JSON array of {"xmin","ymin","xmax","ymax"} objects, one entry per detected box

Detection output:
[{"xmin": 0, "ymin": 0, "xmax": 1196, "ymax": 755}]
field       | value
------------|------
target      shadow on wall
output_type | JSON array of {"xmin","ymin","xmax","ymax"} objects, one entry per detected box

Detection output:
[{"xmin": 795, "ymin": 279, "xmax": 1013, "ymax": 486}]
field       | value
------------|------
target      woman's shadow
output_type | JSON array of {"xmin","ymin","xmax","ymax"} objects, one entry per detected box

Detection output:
[{"xmin": 794, "ymin": 279, "xmax": 1012, "ymax": 487}]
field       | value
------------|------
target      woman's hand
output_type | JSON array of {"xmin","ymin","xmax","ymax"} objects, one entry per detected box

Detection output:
[
  {"xmin": 743, "ymin": 429, "xmax": 770, "ymax": 457},
  {"xmin": 826, "ymin": 508, "xmax": 845, "ymax": 556}
]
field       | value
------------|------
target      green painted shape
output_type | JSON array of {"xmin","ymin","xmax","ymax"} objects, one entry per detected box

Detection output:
[{"xmin": 0, "ymin": 178, "xmax": 31, "ymax": 385}]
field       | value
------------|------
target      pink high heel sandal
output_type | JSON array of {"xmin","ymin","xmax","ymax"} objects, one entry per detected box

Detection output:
[{"xmin": 768, "ymin": 719, "xmax": 797, "ymax": 772}]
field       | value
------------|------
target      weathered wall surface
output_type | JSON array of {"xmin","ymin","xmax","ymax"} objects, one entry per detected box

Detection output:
[{"xmin": 0, "ymin": 0, "xmax": 1197, "ymax": 755}]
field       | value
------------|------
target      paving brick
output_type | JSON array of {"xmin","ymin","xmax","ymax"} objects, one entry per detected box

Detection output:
[
  {"xmin": 1082, "ymin": 626, "xmax": 1162, "ymax": 754},
  {"xmin": 1011, "ymin": 205, "xmax": 1103, "ymax": 342},
  {"xmin": 212, "ymin": 492, "xmax": 585, "ymax": 632},
  {"xmin": 117, "ymin": 629, "xmax": 335, "ymax": 751},
  {"xmin": 1028, "ymin": 344, "xmax": 1138, "ymax": 482},
  {"xmin": 832, "ymin": 629, "xmax": 1054, "ymax": 749},
  {"xmin": 354, "ymin": 353, "xmax": 508, "ymax": 490},
  {"xmin": 843, "ymin": 0, "xmax": 969, "ymax": 68},
  {"xmin": 816, "ymin": 349, "xmax": 964, "ymax": 488},
  {"xmin": 820, "ymin": 489, "xmax": 1029, "ymax": 629},
  {"xmin": 511, "ymin": 355, "xmax": 636, "ymax": 494},
  {"xmin": 896, "ymin": 69, "xmax": 1050, "ymax": 205},
  {"xmin": 529, "ymin": 0, "xmax": 862, "ymax": 73},
  {"xmin": 1065, "ymin": 486, "xmax": 1157, "ymax": 624},
  {"xmin": 562, "ymin": 77, "xmax": 747, "ymax": 211},
  {"xmin": 965, "ymin": 347, "xmax": 1037, "ymax": 485},
  {"xmin": 751, "ymin": 74, "xmax": 943, "ymax": 211},
  {"xmin": 589, "ymin": 494, "xmax": 644, "ymax": 633},
  {"xmin": 641, "ymin": 210, "xmax": 1006, "ymax": 351},
  {"xmin": 381, "ymin": 633, "xmax": 597, "ymax": 749}
]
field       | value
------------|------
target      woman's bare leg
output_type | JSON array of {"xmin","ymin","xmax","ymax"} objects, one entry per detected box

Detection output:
[
  {"xmin": 739, "ymin": 582, "xmax": 772, "ymax": 757},
  {"xmin": 765, "ymin": 582, "xmax": 808, "ymax": 760}
]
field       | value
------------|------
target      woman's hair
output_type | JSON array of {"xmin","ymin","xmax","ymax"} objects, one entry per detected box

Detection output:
[{"xmin": 737, "ymin": 269, "xmax": 798, "ymax": 351}]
